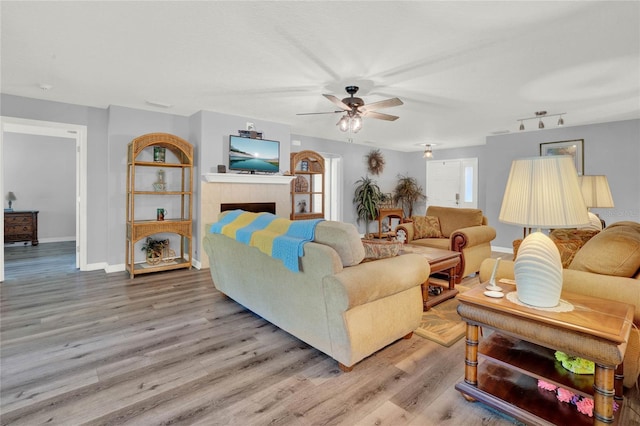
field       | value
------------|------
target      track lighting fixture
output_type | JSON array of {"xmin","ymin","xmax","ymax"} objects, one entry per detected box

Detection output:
[{"xmin": 517, "ymin": 111, "xmax": 566, "ymax": 131}]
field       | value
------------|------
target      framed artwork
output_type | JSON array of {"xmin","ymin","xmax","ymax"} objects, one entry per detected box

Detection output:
[{"xmin": 539, "ymin": 139, "xmax": 584, "ymax": 175}]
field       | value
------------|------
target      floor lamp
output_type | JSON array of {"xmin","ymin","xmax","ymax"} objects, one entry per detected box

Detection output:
[{"xmin": 499, "ymin": 156, "xmax": 589, "ymax": 307}]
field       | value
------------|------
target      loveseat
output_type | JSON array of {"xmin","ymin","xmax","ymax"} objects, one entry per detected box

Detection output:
[
  {"xmin": 480, "ymin": 221, "xmax": 640, "ymax": 388},
  {"xmin": 203, "ymin": 211, "xmax": 430, "ymax": 371},
  {"xmin": 396, "ymin": 206, "xmax": 496, "ymax": 283}
]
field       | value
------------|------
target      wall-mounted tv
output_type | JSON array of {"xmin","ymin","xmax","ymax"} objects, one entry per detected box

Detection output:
[{"xmin": 228, "ymin": 135, "xmax": 280, "ymax": 173}]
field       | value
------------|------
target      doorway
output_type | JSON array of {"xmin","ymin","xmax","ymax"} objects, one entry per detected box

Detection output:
[
  {"xmin": 1, "ymin": 117, "xmax": 87, "ymax": 282},
  {"xmin": 426, "ymin": 158, "xmax": 478, "ymax": 209}
]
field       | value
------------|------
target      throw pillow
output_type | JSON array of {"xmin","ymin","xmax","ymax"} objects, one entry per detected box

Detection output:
[
  {"xmin": 411, "ymin": 215, "xmax": 443, "ymax": 239},
  {"xmin": 554, "ymin": 239, "xmax": 585, "ymax": 269},
  {"xmin": 569, "ymin": 222, "xmax": 640, "ymax": 277},
  {"xmin": 361, "ymin": 239, "xmax": 403, "ymax": 260}
]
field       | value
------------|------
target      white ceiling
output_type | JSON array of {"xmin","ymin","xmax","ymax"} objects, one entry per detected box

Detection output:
[{"xmin": 2, "ymin": 1, "xmax": 639, "ymax": 152}]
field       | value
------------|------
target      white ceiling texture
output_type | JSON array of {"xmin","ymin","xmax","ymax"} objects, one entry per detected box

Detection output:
[{"xmin": 1, "ymin": 1, "xmax": 639, "ymax": 152}]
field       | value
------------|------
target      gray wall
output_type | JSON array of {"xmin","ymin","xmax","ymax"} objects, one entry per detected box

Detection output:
[
  {"xmin": 290, "ymin": 135, "xmax": 423, "ymax": 234},
  {"xmin": 2, "ymin": 93, "xmax": 638, "ymax": 268},
  {"xmin": 3, "ymin": 133, "xmax": 76, "ymax": 241},
  {"xmin": 485, "ymin": 119, "xmax": 640, "ymax": 249},
  {"xmin": 1, "ymin": 94, "xmax": 110, "ymax": 262}
]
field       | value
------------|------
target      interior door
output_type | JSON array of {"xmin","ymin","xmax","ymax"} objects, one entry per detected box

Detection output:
[
  {"xmin": 426, "ymin": 160, "xmax": 461, "ymax": 208},
  {"xmin": 426, "ymin": 158, "xmax": 478, "ymax": 209}
]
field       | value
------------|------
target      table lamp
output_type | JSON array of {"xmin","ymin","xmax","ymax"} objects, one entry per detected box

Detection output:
[
  {"xmin": 499, "ymin": 156, "xmax": 589, "ymax": 307},
  {"xmin": 578, "ymin": 175, "xmax": 614, "ymax": 229},
  {"xmin": 6, "ymin": 192, "xmax": 16, "ymax": 210}
]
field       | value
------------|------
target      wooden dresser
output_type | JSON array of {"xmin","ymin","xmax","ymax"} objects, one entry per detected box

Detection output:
[{"xmin": 4, "ymin": 210, "xmax": 39, "ymax": 245}]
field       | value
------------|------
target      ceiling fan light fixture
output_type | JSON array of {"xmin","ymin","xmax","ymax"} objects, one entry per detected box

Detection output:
[
  {"xmin": 352, "ymin": 114, "xmax": 363, "ymax": 133},
  {"xmin": 558, "ymin": 115, "xmax": 564, "ymax": 126},
  {"xmin": 519, "ymin": 121, "xmax": 525, "ymax": 131},
  {"xmin": 338, "ymin": 115, "xmax": 349, "ymax": 132},
  {"xmin": 538, "ymin": 119, "xmax": 545, "ymax": 129}
]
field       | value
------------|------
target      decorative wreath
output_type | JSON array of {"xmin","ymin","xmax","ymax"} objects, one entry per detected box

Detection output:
[{"xmin": 366, "ymin": 149, "xmax": 385, "ymax": 175}]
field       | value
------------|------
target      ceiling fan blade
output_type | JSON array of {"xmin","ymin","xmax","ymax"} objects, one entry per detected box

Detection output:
[
  {"xmin": 362, "ymin": 111, "xmax": 400, "ymax": 121},
  {"xmin": 296, "ymin": 110, "xmax": 343, "ymax": 116},
  {"xmin": 360, "ymin": 97, "xmax": 403, "ymax": 113},
  {"xmin": 323, "ymin": 94, "xmax": 351, "ymax": 111}
]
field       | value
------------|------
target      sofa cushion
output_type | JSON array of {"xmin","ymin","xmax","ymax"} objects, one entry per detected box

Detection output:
[
  {"xmin": 314, "ymin": 221, "xmax": 365, "ymax": 266},
  {"xmin": 569, "ymin": 222, "xmax": 640, "ymax": 277},
  {"xmin": 411, "ymin": 215, "xmax": 442, "ymax": 238},
  {"xmin": 426, "ymin": 206, "xmax": 483, "ymax": 237}
]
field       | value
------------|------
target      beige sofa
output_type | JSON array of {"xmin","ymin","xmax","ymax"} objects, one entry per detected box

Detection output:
[
  {"xmin": 203, "ymin": 213, "xmax": 430, "ymax": 371},
  {"xmin": 480, "ymin": 221, "xmax": 640, "ymax": 388},
  {"xmin": 396, "ymin": 206, "xmax": 496, "ymax": 283}
]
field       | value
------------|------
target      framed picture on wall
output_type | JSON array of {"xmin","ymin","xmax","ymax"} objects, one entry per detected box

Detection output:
[{"xmin": 539, "ymin": 139, "xmax": 584, "ymax": 175}]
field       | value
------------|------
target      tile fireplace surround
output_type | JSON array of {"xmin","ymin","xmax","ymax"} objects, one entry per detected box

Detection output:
[{"xmin": 199, "ymin": 173, "xmax": 294, "ymax": 269}]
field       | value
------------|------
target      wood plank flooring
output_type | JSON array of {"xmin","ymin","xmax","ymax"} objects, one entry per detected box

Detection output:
[{"xmin": 2, "ymin": 243, "xmax": 639, "ymax": 425}]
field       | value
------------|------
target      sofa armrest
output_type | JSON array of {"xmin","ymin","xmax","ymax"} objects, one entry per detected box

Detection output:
[
  {"xmin": 451, "ymin": 225, "xmax": 496, "ymax": 251},
  {"xmin": 395, "ymin": 222, "xmax": 415, "ymax": 242},
  {"xmin": 323, "ymin": 253, "xmax": 429, "ymax": 310}
]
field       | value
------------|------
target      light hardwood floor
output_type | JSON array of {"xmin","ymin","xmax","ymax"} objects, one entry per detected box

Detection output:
[{"xmin": 1, "ymin": 243, "xmax": 639, "ymax": 425}]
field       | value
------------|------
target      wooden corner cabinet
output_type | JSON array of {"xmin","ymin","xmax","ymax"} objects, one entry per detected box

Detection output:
[
  {"xmin": 126, "ymin": 133, "xmax": 193, "ymax": 278},
  {"xmin": 290, "ymin": 150, "xmax": 325, "ymax": 220}
]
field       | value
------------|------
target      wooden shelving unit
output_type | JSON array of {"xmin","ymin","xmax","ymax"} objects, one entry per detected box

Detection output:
[
  {"xmin": 125, "ymin": 133, "xmax": 193, "ymax": 278},
  {"xmin": 290, "ymin": 150, "xmax": 325, "ymax": 220}
]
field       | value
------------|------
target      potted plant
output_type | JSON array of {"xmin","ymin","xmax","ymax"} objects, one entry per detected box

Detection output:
[
  {"xmin": 393, "ymin": 174, "xmax": 426, "ymax": 217},
  {"xmin": 141, "ymin": 237, "xmax": 168, "ymax": 264},
  {"xmin": 353, "ymin": 176, "xmax": 383, "ymax": 237}
]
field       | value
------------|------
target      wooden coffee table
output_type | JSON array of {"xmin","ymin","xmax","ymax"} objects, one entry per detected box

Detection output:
[
  {"xmin": 455, "ymin": 282, "xmax": 634, "ymax": 426},
  {"xmin": 401, "ymin": 244, "xmax": 461, "ymax": 311}
]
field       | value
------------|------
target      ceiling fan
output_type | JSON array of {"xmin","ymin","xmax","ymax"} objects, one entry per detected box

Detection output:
[{"xmin": 297, "ymin": 86, "xmax": 403, "ymax": 133}]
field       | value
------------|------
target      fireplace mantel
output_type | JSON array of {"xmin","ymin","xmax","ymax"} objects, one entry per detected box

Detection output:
[{"xmin": 203, "ymin": 173, "xmax": 294, "ymax": 185}]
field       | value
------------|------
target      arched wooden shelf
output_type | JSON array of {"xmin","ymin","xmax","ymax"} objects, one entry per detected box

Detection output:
[{"xmin": 125, "ymin": 133, "xmax": 193, "ymax": 278}]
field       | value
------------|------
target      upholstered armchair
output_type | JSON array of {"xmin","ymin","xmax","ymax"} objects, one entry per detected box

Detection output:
[{"xmin": 396, "ymin": 206, "xmax": 496, "ymax": 283}]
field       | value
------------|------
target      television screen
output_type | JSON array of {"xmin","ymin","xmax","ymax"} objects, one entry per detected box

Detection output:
[{"xmin": 228, "ymin": 135, "xmax": 280, "ymax": 173}]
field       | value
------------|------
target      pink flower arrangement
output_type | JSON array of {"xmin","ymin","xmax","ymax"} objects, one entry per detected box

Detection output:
[{"xmin": 537, "ymin": 379, "xmax": 619, "ymax": 418}]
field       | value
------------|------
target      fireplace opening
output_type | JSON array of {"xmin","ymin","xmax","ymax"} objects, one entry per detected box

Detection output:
[{"xmin": 221, "ymin": 202, "xmax": 276, "ymax": 214}]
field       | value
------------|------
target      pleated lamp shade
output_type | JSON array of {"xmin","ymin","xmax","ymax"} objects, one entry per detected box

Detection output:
[
  {"xmin": 499, "ymin": 156, "xmax": 590, "ymax": 229},
  {"xmin": 499, "ymin": 156, "xmax": 589, "ymax": 307},
  {"xmin": 578, "ymin": 175, "xmax": 614, "ymax": 208}
]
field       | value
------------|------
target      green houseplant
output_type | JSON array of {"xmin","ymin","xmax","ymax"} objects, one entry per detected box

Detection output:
[
  {"xmin": 353, "ymin": 176, "xmax": 383, "ymax": 236},
  {"xmin": 141, "ymin": 237, "xmax": 168, "ymax": 263},
  {"xmin": 393, "ymin": 174, "xmax": 426, "ymax": 217}
]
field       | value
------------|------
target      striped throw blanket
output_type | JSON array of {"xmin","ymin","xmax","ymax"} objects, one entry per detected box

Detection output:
[{"xmin": 210, "ymin": 210, "xmax": 323, "ymax": 272}]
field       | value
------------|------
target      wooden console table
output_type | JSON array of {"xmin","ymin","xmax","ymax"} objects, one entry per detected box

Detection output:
[
  {"xmin": 374, "ymin": 208, "xmax": 403, "ymax": 238},
  {"xmin": 455, "ymin": 282, "xmax": 633, "ymax": 425},
  {"xmin": 4, "ymin": 210, "xmax": 39, "ymax": 246}
]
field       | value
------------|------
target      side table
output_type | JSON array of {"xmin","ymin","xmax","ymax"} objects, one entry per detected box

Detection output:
[
  {"xmin": 401, "ymin": 244, "xmax": 460, "ymax": 310},
  {"xmin": 455, "ymin": 283, "xmax": 634, "ymax": 426},
  {"xmin": 374, "ymin": 208, "xmax": 403, "ymax": 239}
]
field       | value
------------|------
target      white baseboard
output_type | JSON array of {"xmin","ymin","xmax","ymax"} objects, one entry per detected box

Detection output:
[
  {"xmin": 491, "ymin": 245, "xmax": 513, "ymax": 254},
  {"xmin": 105, "ymin": 263, "xmax": 126, "ymax": 274},
  {"xmin": 39, "ymin": 236, "xmax": 76, "ymax": 244},
  {"xmin": 84, "ymin": 262, "xmax": 108, "ymax": 272}
]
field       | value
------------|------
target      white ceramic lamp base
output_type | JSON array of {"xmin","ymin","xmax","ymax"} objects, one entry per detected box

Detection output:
[{"xmin": 513, "ymin": 231, "xmax": 563, "ymax": 308}]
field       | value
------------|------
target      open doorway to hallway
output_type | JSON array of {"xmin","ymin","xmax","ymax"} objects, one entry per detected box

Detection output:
[{"xmin": 1, "ymin": 117, "xmax": 87, "ymax": 282}]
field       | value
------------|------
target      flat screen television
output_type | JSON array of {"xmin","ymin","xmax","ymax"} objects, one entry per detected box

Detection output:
[{"xmin": 228, "ymin": 135, "xmax": 280, "ymax": 173}]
